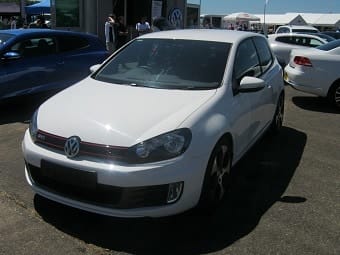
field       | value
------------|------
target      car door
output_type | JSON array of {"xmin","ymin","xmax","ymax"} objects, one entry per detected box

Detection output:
[
  {"xmin": 252, "ymin": 36, "xmax": 277, "ymax": 126},
  {"xmin": 0, "ymin": 36, "xmax": 59, "ymax": 99},
  {"xmin": 232, "ymin": 37, "xmax": 274, "ymax": 149}
]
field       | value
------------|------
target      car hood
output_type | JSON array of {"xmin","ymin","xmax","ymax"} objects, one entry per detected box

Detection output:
[{"xmin": 38, "ymin": 77, "xmax": 216, "ymax": 147}]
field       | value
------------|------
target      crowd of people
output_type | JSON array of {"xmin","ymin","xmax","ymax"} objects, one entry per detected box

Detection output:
[
  {"xmin": 0, "ymin": 16, "xmax": 20, "ymax": 29},
  {"xmin": 105, "ymin": 14, "xmax": 153, "ymax": 53},
  {"xmin": 1, "ymin": 15, "xmax": 49, "ymax": 29},
  {"xmin": 3, "ymin": 13, "xmax": 152, "ymax": 54}
]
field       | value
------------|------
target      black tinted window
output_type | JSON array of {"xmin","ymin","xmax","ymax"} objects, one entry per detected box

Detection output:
[
  {"xmin": 292, "ymin": 29, "xmax": 317, "ymax": 33},
  {"xmin": 11, "ymin": 37, "xmax": 56, "ymax": 57},
  {"xmin": 253, "ymin": 37, "xmax": 273, "ymax": 73},
  {"xmin": 276, "ymin": 36, "xmax": 323, "ymax": 47},
  {"xmin": 276, "ymin": 36, "xmax": 292, "ymax": 44},
  {"xmin": 57, "ymin": 36, "xmax": 89, "ymax": 52},
  {"xmin": 233, "ymin": 38, "xmax": 261, "ymax": 82}
]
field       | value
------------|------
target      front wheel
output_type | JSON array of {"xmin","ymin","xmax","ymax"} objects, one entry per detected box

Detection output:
[{"xmin": 198, "ymin": 137, "xmax": 232, "ymax": 212}]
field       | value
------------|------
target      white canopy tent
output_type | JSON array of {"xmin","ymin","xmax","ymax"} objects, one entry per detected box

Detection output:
[{"xmin": 223, "ymin": 12, "xmax": 260, "ymax": 30}]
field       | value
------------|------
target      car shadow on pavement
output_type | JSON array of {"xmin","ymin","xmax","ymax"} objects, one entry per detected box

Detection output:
[
  {"xmin": 0, "ymin": 94, "xmax": 52, "ymax": 125},
  {"xmin": 292, "ymin": 96, "xmax": 339, "ymax": 114},
  {"xmin": 33, "ymin": 126, "xmax": 307, "ymax": 254}
]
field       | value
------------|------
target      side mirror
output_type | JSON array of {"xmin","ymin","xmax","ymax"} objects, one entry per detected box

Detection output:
[
  {"xmin": 238, "ymin": 76, "xmax": 265, "ymax": 93},
  {"xmin": 89, "ymin": 64, "xmax": 101, "ymax": 73},
  {"xmin": 2, "ymin": 51, "xmax": 21, "ymax": 60}
]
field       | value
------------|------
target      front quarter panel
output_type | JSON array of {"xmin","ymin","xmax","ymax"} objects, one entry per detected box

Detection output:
[{"xmin": 181, "ymin": 85, "xmax": 251, "ymax": 167}]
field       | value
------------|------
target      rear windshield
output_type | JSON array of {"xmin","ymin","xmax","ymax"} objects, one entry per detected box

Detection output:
[
  {"xmin": 94, "ymin": 38, "xmax": 231, "ymax": 90},
  {"xmin": 0, "ymin": 33, "xmax": 14, "ymax": 46},
  {"xmin": 316, "ymin": 39, "xmax": 340, "ymax": 51}
]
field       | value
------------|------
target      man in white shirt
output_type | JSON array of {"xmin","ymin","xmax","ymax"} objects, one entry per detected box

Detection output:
[{"xmin": 136, "ymin": 16, "xmax": 151, "ymax": 36}]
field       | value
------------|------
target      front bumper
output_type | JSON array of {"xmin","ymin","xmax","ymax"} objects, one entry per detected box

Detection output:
[{"xmin": 22, "ymin": 130, "xmax": 208, "ymax": 217}]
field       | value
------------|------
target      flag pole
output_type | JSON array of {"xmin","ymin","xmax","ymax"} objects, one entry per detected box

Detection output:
[{"xmin": 264, "ymin": 0, "xmax": 269, "ymax": 36}]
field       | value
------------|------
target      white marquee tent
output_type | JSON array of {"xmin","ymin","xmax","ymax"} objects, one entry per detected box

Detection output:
[
  {"xmin": 253, "ymin": 13, "xmax": 340, "ymax": 31},
  {"xmin": 223, "ymin": 12, "xmax": 260, "ymax": 29}
]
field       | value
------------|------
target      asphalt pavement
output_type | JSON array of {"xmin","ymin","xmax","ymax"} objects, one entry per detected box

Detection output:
[{"xmin": 0, "ymin": 86, "xmax": 339, "ymax": 255}]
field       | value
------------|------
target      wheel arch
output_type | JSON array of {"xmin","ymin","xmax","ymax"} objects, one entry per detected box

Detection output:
[
  {"xmin": 327, "ymin": 78, "xmax": 340, "ymax": 97},
  {"xmin": 327, "ymin": 78, "xmax": 340, "ymax": 107},
  {"xmin": 207, "ymin": 132, "xmax": 234, "ymax": 169}
]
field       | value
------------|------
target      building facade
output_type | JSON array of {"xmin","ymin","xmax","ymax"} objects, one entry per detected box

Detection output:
[{"xmin": 51, "ymin": 0, "xmax": 189, "ymax": 42}]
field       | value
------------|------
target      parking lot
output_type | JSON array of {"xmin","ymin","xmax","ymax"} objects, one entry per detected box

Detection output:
[{"xmin": 0, "ymin": 86, "xmax": 339, "ymax": 255}]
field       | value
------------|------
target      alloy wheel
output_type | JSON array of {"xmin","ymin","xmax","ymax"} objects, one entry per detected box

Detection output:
[{"xmin": 209, "ymin": 143, "xmax": 231, "ymax": 202}]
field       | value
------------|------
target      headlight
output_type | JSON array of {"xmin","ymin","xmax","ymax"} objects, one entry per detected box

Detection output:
[
  {"xmin": 128, "ymin": 128, "xmax": 192, "ymax": 163},
  {"xmin": 29, "ymin": 110, "xmax": 38, "ymax": 142}
]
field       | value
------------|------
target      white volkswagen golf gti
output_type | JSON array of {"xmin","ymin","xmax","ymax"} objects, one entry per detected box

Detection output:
[{"xmin": 22, "ymin": 30, "xmax": 285, "ymax": 218}]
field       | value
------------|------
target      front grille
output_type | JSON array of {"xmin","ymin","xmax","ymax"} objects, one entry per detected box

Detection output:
[
  {"xmin": 35, "ymin": 130, "xmax": 129, "ymax": 161},
  {"xmin": 26, "ymin": 160, "xmax": 170, "ymax": 209}
]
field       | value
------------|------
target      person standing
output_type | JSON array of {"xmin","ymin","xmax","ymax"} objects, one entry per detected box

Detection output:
[
  {"xmin": 136, "ymin": 16, "xmax": 150, "ymax": 36},
  {"xmin": 10, "ymin": 17, "xmax": 17, "ymax": 29},
  {"xmin": 116, "ymin": 16, "xmax": 128, "ymax": 49},
  {"xmin": 105, "ymin": 14, "xmax": 116, "ymax": 53},
  {"xmin": 37, "ymin": 17, "xmax": 48, "ymax": 28}
]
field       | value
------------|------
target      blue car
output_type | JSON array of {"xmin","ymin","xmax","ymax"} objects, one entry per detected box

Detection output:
[{"xmin": 0, "ymin": 29, "xmax": 109, "ymax": 100}]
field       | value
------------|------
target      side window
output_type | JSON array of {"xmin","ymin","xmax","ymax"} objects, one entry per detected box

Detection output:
[
  {"xmin": 276, "ymin": 36, "xmax": 291, "ymax": 44},
  {"xmin": 309, "ymin": 39, "xmax": 324, "ymax": 47},
  {"xmin": 10, "ymin": 37, "xmax": 56, "ymax": 58},
  {"xmin": 253, "ymin": 37, "xmax": 273, "ymax": 73},
  {"xmin": 292, "ymin": 36, "xmax": 304, "ymax": 46},
  {"xmin": 57, "ymin": 36, "xmax": 89, "ymax": 52},
  {"xmin": 233, "ymin": 38, "xmax": 261, "ymax": 88}
]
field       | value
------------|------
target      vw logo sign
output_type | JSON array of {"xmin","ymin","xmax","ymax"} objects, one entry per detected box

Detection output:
[
  {"xmin": 168, "ymin": 8, "xmax": 183, "ymax": 28},
  {"xmin": 64, "ymin": 136, "xmax": 81, "ymax": 158}
]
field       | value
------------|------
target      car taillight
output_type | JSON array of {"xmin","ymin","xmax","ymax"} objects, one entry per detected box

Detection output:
[{"xmin": 293, "ymin": 56, "xmax": 312, "ymax": 67}]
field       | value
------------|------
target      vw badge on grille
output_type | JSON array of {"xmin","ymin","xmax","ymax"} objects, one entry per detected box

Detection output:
[{"xmin": 64, "ymin": 136, "xmax": 80, "ymax": 158}]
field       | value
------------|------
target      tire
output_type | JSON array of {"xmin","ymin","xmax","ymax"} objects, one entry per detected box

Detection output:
[
  {"xmin": 271, "ymin": 93, "xmax": 284, "ymax": 134},
  {"xmin": 327, "ymin": 82, "xmax": 340, "ymax": 109},
  {"xmin": 198, "ymin": 137, "xmax": 232, "ymax": 212}
]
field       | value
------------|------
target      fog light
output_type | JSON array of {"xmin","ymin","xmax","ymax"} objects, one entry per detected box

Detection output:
[{"xmin": 167, "ymin": 182, "xmax": 183, "ymax": 203}]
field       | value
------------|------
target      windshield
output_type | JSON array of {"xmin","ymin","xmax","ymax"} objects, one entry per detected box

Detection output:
[
  {"xmin": 0, "ymin": 33, "xmax": 14, "ymax": 46},
  {"xmin": 316, "ymin": 39, "xmax": 340, "ymax": 51},
  {"xmin": 316, "ymin": 34, "xmax": 335, "ymax": 42},
  {"xmin": 94, "ymin": 38, "xmax": 231, "ymax": 90}
]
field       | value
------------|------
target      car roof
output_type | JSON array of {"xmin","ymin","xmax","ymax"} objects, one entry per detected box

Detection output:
[
  {"xmin": 0, "ymin": 28, "xmax": 97, "ymax": 38},
  {"xmin": 277, "ymin": 25, "xmax": 319, "ymax": 30},
  {"xmin": 268, "ymin": 32, "xmax": 327, "ymax": 41},
  {"xmin": 139, "ymin": 29, "xmax": 265, "ymax": 44},
  {"xmin": 299, "ymin": 32, "xmax": 336, "ymax": 42}
]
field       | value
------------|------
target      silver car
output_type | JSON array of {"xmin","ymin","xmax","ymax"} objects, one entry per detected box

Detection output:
[{"xmin": 268, "ymin": 33, "xmax": 327, "ymax": 66}]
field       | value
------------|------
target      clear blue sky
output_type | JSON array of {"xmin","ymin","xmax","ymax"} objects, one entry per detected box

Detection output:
[{"xmin": 188, "ymin": 0, "xmax": 340, "ymax": 15}]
